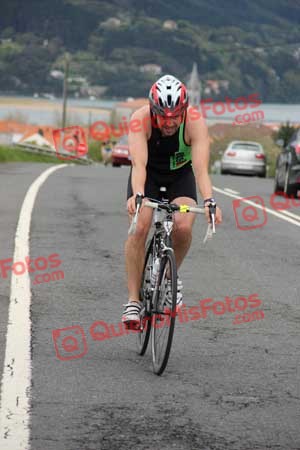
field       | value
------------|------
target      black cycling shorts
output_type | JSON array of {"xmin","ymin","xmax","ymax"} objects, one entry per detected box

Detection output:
[{"xmin": 127, "ymin": 164, "xmax": 197, "ymax": 203}]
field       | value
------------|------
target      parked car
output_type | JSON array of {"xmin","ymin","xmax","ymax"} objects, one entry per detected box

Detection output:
[
  {"xmin": 221, "ymin": 141, "xmax": 266, "ymax": 177},
  {"xmin": 111, "ymin": 135, "xmax": 131, "ymax": 167},
  {"xmin": 274, "ymin": 129, "xmax": 300, "ymax": 197}
]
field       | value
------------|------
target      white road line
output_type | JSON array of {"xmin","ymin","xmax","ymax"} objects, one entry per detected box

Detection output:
[
  {"xmin": 224, "ymin": 188, "xmax": 240, "ymax": 195},
  {"xmin": 213, "ymin": 185, "xmax": 300, "ymax": 227},
  {"xmin": 277, "ymin": 208, "xmax": 300, "ymax": 221},
  {"xmin": 0, "ymin": 164, "xmax": 67, "ymax": 450}
]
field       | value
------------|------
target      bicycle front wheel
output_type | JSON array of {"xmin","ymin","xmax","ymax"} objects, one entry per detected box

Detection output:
[{"xmin": 151, "ymin": 249, "xmax": 177, "ymax": 375}]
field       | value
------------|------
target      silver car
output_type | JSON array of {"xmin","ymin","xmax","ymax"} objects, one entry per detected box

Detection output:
[{"xmin": 221, "ymin": 141, "xmax": 266, "ymax": 177}]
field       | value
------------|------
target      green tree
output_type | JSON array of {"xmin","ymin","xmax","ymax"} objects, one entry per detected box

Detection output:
[{"xmin": 272, "ymin": 122, "xmax": 298, "ymax": 146}]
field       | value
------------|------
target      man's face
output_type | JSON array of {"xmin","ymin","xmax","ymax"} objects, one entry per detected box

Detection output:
[{"xmin": 156, "ymin": 114, "xmax": 183, "ymax": 136}]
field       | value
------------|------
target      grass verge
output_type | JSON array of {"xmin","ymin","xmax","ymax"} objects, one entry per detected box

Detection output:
[
  {"xmin": 0, "ymin": 145, "xmax": 92, "ymax": 164},
  {"xmin": 0, "ymin": 145, "xmax": 65, "ymax": 163}
]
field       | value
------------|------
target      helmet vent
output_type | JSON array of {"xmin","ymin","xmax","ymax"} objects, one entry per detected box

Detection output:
[{"xmin": 149, "ymin": 75, "xmax": 188, "ymax": 117}]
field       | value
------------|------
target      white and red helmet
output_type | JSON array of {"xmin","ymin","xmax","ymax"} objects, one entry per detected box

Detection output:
[{"xmin": 149, "ymin": 74, "xmax": 189, "ymax": 117}]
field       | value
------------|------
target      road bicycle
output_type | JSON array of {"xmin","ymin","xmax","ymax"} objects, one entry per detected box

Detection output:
[{"xmin": 128, "ymin": 188, "xmax": 216, "ymax": 375}]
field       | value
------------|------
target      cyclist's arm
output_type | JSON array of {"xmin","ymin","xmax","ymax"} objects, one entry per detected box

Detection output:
[
  {"xmin": 187, "ymin": 112, "xmax": 213, "ymax": 200},
  {"xmin": 128, "ymin": 109, "xmax": 149, "ymax": 195}
]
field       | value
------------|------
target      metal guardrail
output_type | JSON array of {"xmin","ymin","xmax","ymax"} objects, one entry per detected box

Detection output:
[{"xmin": 16, "ymin": 143, "xmax": 93, "ymax": 164}]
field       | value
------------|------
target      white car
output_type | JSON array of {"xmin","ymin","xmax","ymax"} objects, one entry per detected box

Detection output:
[{"xmin": 221, "ymin": 140, "xmax": 266, "ymax": 177}]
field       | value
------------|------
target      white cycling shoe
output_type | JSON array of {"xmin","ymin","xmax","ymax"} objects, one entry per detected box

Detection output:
[{"xmin": 122, "ymin": 301, "xmax": 142, "ymax": 330}]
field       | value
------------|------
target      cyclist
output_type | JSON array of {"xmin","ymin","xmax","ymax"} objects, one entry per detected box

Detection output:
[
  {"xmin": 122, "ymin": 74, "xmax": 222, "ymax": 328},
  {"xmin": 101, "ymin": 140, "xmax": 112, "ymax": 166}
]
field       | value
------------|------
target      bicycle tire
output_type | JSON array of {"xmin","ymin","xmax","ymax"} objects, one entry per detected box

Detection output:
[
  {"xmin": 151, "ymin": 249, "xmax": 177, "ymax": 375},
  {"xmin": 136, "ymin": 236, "xmax": 154, "ymax": 355}
]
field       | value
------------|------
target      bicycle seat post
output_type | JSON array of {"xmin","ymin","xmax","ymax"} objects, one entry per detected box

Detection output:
[
  {"xmin": 153, "ymin": 186, "xmax": 167, "ymax": 227},
  {"xmin": 159, "ymin": 186, "xmax": 168, "ymax": 204}
]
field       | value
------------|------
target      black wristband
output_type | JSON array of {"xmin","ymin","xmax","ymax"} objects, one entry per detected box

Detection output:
[
  {"xmin": 204, "ymin": 198, "xmax": 216, "ymax": 206},
  {"xmin": 135, "ymin": 192, "xmax": 144, "ymax": 207}
]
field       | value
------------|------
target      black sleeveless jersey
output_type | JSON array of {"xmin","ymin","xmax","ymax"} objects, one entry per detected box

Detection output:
[{"xmin": 146, "ymin": 112, "xmax": 192, "ymax": 175}]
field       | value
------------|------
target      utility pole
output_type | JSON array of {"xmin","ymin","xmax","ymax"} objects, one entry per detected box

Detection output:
[{"xmin": 62, "ymin": 52, "xmax": 70, "ymax": 128}]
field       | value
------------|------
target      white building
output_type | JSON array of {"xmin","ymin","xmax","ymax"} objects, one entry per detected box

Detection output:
[
  {"xmin": 140, "ymin": 64, "xmax": 162, "ymax": 75},
  {"xmin": 163, "ymin": 20, "xmax": 178, "ymax": 30},
  {"xmin": 100, "ymin": 17, "xmax": 121, "ymax": 29}
]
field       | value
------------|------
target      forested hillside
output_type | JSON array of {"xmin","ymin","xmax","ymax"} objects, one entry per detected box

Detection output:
[{"xmin": 0, "ymin": 0, "xmax": 299, "ymax": 101}]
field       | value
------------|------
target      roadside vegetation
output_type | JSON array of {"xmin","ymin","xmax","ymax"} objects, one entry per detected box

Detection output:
[
  {"xmin": 272, "ymin": 121, "xmax": 298, "ymax": 146},
  {"xmin": 88, "ymin": 140, "xmax": 102, "ymax": 162},
  {"xmin": 0, "ymin": 145, "xmax": 88, "ymax": 164},
  {"xmin": 0, "ymin": 145, "xmax": 63, "ymax": 163}
]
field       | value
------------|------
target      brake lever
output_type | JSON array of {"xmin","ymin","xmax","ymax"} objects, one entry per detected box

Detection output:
[
  {"xmin": 203, "ymin": 202, "xmax": 216, "ymax": 243},
  {"xmin": 210, "ymin": 213, "xmax": 216, "ymax": 234},
  {"xmin": 209, "ymin": 203, "xmax": 216, "ymax": 234},
  {"xmin": 128, "ymin": 193, "xmax": 143, "ymax": 235},
  {"xmin": 128, "ymin": 206, "xmax": 139, "ymax": 235}
]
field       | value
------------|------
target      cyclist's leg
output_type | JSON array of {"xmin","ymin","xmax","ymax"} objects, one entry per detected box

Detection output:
[
  {"xmin": 125, "ymin": 208, "xmax": 153, "ymax": 301},
  {"xmin": 168, "ymin": 167, "xmax": 197, "ymax": 268},
  {"xmin": 164, "ymin": 194, "xmax": 196, "ymax": 309},
  {"xmin": 171, "ymin": 196, "xmax": 196, "ymax": 268},
  {"xmin": 125, "ymin": 168, "xmax": 158, "ymax": 302}
]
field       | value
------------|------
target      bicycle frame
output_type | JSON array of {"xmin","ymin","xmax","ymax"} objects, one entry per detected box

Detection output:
[
  {"xmin": 147, "ymin": 208, "xmax": 175, "ymax": 308},
  {"xmin": 130, "ymin": 193, "xmax": 217, "ymax": 374}
]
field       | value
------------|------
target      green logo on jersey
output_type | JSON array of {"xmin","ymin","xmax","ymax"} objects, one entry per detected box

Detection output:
[{"xmin": 170, "ymin": 123, "xmax": 192, "ymax": 170}]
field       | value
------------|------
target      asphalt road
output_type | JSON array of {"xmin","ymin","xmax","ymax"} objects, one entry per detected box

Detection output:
[{"xmin": 0, "ymin": 163, "xmax": 299, "ymax": 450}]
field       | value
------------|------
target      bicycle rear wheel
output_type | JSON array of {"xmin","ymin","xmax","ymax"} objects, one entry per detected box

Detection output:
[
  {"xmin": 151, "ymin": 249, "xmax": 177, "ymax": 375},
  {"xmin": 136, "ymin": 237, "xmax": 153, "ymax": 355}
]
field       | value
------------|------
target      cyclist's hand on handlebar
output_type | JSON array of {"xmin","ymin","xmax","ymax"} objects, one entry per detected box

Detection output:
[
  {"xmin": 127, "ymin": 193, "xmax": 146, "ymax": 215},
  {"xmin": 127, "ymin": 195, "xmax": 137, "ymax": 215},
  {"xmin": 204, "ymin": 204, "xmax": 222, "ymax": 224},
  {"xmin": 215, "ymin": 206, "xmax": 222, "ymax": 224}
]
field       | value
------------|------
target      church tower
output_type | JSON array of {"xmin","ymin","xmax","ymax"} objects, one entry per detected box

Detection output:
[{"xmin": 187, "ymin": 63, "xmax": 201, "ymax": 107}]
